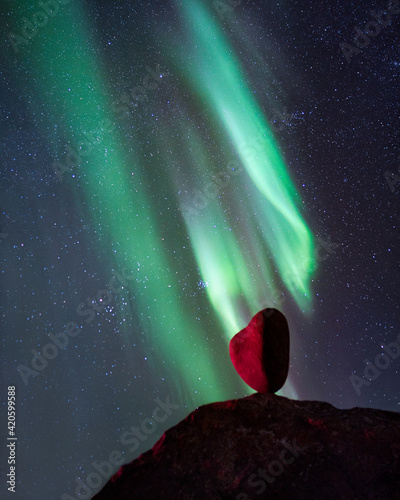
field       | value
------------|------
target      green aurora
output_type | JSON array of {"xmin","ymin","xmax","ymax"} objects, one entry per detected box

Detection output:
[{"xmin": 9, "ymin": 0, "xmax": 316, "ymax": 403}]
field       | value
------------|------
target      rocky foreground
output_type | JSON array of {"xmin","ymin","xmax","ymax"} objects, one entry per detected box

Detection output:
[{"xmin": 92, "ymin": 393, "xmax": 400, "ymax": 499}]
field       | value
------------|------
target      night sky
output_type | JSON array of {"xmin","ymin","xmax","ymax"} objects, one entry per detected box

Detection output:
[{"xmin": 1, "ymin": 0, "xmax": 400, "ymax": 498}]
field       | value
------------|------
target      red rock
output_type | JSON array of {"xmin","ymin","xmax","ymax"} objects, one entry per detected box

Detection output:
[{"xmin": 229, "ymin": 308, "xmax": 290, "ymax": 393}]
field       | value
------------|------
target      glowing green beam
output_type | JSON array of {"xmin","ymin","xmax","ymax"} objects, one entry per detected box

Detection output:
[
  {"xmin": 171, "ymin": 0, "xmax": 315, "ymax": 326},
  {"xmin": 12, "ymin": 0, "xmax": 231, "ymax": 402}
]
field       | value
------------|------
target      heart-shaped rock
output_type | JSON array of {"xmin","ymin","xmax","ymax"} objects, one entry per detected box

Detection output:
[{"xmin": 229, "ymin": 308, "xmax": 290, "ymax": 393}]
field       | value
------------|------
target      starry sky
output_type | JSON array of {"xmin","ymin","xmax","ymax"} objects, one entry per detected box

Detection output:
[{"xmin": 1, "ymin": 0, "xmax": 400, "ymax": 498}]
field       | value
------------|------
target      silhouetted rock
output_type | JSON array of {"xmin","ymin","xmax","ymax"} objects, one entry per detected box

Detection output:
[
  {"xmin": 92, "ymin": 393, "xmax": 400, "ymax": 499},
  {"xmin": 229, "ymin": 308, "xmax": 290, "ymax": 393}
]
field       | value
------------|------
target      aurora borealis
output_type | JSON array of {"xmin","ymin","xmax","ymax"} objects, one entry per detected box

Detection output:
[{"xmin": 1, "ymin": 0, "xmax": 400, "ymax": 498}]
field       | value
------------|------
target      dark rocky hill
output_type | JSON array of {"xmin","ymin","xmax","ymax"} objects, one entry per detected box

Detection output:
[{"xmin": 92, "ymin": 392, "xmax": 400, "ymax": 499}]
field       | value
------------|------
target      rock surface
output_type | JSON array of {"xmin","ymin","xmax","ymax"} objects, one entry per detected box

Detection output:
[
  {"xmin": 92, "ymin": 393, "xmax": 400, "ymax": 500},
  {"xmin": 229, "ymin": 308, "xmax": 290, "ymax": 393}
]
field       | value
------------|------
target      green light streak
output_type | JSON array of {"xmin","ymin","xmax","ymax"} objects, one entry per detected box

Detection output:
[
  {"xmin": 9, "ymin": 0, "xmax": 317, "ymax": 402},
  {"xmin": 170, "ymin": 0, "xmax": 316, "ymax": 330},
  {"xmin": 12, "ymin": 0, "xmax": 231, "ymax": 403}
]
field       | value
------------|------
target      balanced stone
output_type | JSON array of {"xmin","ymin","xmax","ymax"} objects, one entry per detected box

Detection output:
[{"xmin": 229, "ymin": 308, "xmax": 290, "ymax": 393}]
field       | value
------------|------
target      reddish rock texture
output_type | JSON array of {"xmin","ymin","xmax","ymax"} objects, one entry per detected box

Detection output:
[
  {"xmin": 229, "ymin": 308, "xmax": 290, "ymax": 393},
  {"xmin": 93, "ymin": 393, "xmax": 400, "ymax": 500}
]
